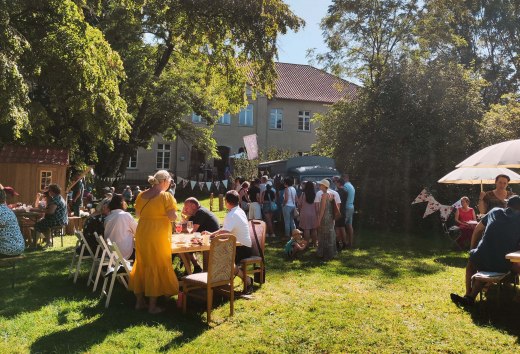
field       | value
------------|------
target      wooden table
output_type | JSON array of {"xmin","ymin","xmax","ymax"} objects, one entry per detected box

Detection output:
[
  {"xmin": 506, "ymin": 251, "xmax": 520, "ymax": 263},
  {"xmin": 13, "ymin": 210, "xmax": 44, "ymax": 246},
  {"xmin": 171, "ymin": 233, "xmax": 208, "ymax": 275}
]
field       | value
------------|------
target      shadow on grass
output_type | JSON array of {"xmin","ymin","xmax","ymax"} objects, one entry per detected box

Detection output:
[{"xmin": 434, "ymin": 255, "xmax": 468, "ymax": 268}]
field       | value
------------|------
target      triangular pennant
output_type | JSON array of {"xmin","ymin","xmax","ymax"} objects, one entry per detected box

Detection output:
[
  {"xmin": 439, "ymin": 205, "xmax": 454, "ymax": 221},
  {"xmin": 412, "ymin": 188, "xmax": 430, "ymax": 204},
  {"xmin": 198, "ymin": 182, "xmax": 205, "ymax": 190},
  {"xmin": 206, "ymin": 182, "xmax": 212, "ymax": 190},
  {"xmin": 423, "ymin": 200, "xmax": 441, "ymax": 218},
  {"xmin": 177, "ymin": 176, "xmax": 183, "ymax": 184},
  {"xmin": 222, "ymin": 180, "xmax": 228, "ymax": 188},
  {"xmin": 452, "ymin": 198, "xmax": 462, "ymax": 209},
  {"xmin": 425, "ymin": 195, "xmax": 437, "ymax": 204},
  {"xmin": 215, "ymin": 181, "xmax": 220, "ymax": 190},
  {"xmin": 190, "ymin": 181, "xmax": 196, "ymax": 189},
  {"xmin": 182, "ymin": 179, "xmax": 188, "ymax": 188}
]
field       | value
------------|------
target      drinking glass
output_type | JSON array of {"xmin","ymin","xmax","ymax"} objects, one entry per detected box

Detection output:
[
  {"xmin": 175, "ymin": 223, "xmax": 182, "ymax": 234},
  {"xmin": 187, "ymin": 221, "xmax": 194, "ymax": 234}
]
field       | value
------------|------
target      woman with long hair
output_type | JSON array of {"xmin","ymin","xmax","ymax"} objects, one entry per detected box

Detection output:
[{"xmin": 297, "ymin": 181, "xmax": 318, "ymax": 245}]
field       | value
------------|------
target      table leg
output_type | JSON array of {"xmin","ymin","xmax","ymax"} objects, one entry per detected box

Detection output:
[
  {"xmin": 202, "ymin": 250, "xmax": 209, "ymax": 272},
  {"xmin": 179, "ymin": 254, "xmax": 192, "ymax": 275}
]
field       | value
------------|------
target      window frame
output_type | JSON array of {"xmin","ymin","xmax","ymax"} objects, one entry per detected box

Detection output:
[
  {"xmin": 238, "ymin": 104, "xmax": 254, "ymax": 127},
  {"xmin": 298, "ymin": 110, "xmax": 311, "ymax": 132},
  {"xmin": 127, "ymin": 150, "xmax": 138, "ymax": 169},
  {"xmin": 156, "ymin": 143, "xmax": 171, "ymax": 170},
  {"xmin": 39, "ymin": 170, "xmax": 53, "ymax": 191},
  {"xmin": 217, "ymin": 113, "xmax": 231, "ymax": 125},
  {"xmin": 269, "ymin": 108, "xmax": 283, "ymax": 130}
]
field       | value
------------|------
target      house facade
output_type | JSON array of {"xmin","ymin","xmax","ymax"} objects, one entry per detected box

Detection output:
[{"xmin": 124, "ymin": 63, "xmax": 357, "ymax": 183}]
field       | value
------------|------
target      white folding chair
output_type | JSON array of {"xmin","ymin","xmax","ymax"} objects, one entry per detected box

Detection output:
[
  {"xmin": 101, "ymin": 240, "xmax": 132, "ymax": 308},
  {"xmin": 87, "ymin": 232, "xmax": 113, "ymax": 292},
  {"xmin": 68, "ymin": 231, "xmax": 95, "ymax": 283}
]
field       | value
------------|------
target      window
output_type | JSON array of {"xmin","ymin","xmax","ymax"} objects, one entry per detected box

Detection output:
[
  {"xmin": 298, "ymin": 111, "xmax": 311, "ymax": 131},
  {"xmin": 217, "ymin": 113, "xmax": 231, "ymax": 125},
  {"xmin": 239, "ymin": 104, "xmax": 254, "ymax": 126},
  {"xmin": 40, "ymin": 171, "xmax": 52, "ymax": 190},
  {"xmin": 156, "ymin": 143, "xmax": 171, "ymax": 169},
  {"xmin": 269, "ymin": 108, "xmax": 283, "ymax": 129},
  {"xmin": 127, "ymin": 150, "xmax": 138, "ymax": 169},
  {"xmin": 192, "ymin": 113, "xmax": 202, "ymax": 123}
]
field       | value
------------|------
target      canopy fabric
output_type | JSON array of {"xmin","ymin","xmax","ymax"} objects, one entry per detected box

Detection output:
[
  {"xmin": 456, "ymin": 139, "xmax": 520, "ymax": 168},
  {"xmin": 438, "ymin": 167, "xmax": 520, "ymax": 185}
]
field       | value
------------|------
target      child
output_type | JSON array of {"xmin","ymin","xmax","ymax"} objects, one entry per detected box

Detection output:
[{"xmin": 284, "ymin": 229, "xmax": 308, "ymax": 259}]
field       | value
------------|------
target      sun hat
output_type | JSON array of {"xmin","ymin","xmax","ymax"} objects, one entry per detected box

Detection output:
[{"xmin": 317, "ymin": 179, "xmax": 330, "ymax": 188}]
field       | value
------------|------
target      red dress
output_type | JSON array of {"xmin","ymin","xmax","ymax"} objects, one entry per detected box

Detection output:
[{"xmin": 457, "ymin": 207, "xmax": 475, "ymax": 248}]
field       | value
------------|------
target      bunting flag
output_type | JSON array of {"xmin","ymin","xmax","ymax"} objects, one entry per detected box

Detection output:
[
  {"xmin": 177, "ymin": 176, "xmax": 183, "ymax": 184},
  {"xmin": 190, "ymin": 181, "xmax": 196, "ymax": 189},
  {"xmin": 182, "ymin": 179, "xmax": 188, "ymax": 188},
  {"xmin": 425, "ymin": 195, "xmax": 436, "ymax": 203},
  {"xmin": 215, "ymin": 181, "xmax": 220, "ymax": 190},
  {"xmin": 423, "ymin": 199, "xmax": 441, "ymax": 218},
  {"xmin": 439, "ymin": 205, "xmax": 454, "ymax": 221},
  {"xmin": 412, "ymin": 189, "xmax": 430, "ymax": 204},
  {"xmin": 452, "ymin": 198, "xmax": 462, "ymax": 209},
  {"xmin": 206, "ymin": 182, "xmax": 212, "ymax": 190},
  {"xmin": 198, "ymin": 182, "xmax": 205, "ymax": 190},
  {"xmin": 222, "ymin": 180, "xmax": 228, "ymax": 188}
]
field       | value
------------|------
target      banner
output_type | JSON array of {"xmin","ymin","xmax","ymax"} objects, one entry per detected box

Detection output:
[
  {"xmin": 222, "ymin": 180, "xmax": 228, "ymax": 188},
  {"xmin": 215, "ymin": 181, "xmax": 220, "ymax": 190},
  {"xmin": 177, "ymin": 176, "xmax": 183, "ymax": 184},
  {"xmin": 452, "ymin": 198, "xmax": 462, "ymax": 209},
  {"xmin": 206, "ymin": 182, "xmax": 212, "ymax": 190},
  {"xmin": 423, "ymin": 199, "xmax": 441, "ymax": 218},
  {"xmin": 439, "ymin": 205, "xmax": 454, "ymax": 220},
  {"xmin": 243, "ymin": 134, "xmax": 259, "ymax": 160},
  {"xmin": 412, "ymin": 189, "xmax": 430, "ymax": 204},
  {"xmin": 198, "ymin": 182, "xmax": 205, "ymax": 190},
  {"xmin": 190, "ymin": 181, "xmax": 196, "ymax": 190},
  {"xmin": 181, "ymin": 179, "xmax": 188, "ymax": 188}
]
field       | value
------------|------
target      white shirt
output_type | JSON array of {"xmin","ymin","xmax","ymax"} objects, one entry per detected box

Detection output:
[
  {"xmin": 314, "ymin": 189, "xmax": 341, "ymax": 204},
  {"xmin": 284, "ymin": 186, "xmax": 297, "ymax": 207},
  {"xmin": 223, "ymin": 206, "xmax": 251, "ymax": 247},
  {"xmin": 104, "ymin": 209, "xmax": 137, "ymax": 259}
]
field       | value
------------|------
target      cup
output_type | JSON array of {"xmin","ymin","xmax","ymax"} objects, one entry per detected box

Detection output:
[{"xmin": 202, "ymin": 234, "xmax": 210, "ymax": 246}]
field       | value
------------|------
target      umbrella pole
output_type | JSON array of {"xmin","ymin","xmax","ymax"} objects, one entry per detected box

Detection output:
[{"xmin": 481, "ymin": 181, "xmax": 483, "ymax": 192}]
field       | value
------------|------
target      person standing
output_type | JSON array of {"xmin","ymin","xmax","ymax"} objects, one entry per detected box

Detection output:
[
  {"xmin": 334, "ymin": 178, "xmax": 348, "ymax": 250},
  {"xmin": 282, "ymin": 178, "xmax": 297, "ymax": 238},
  {"xmin": 71, "ymin": 172, "xmax": 84, "ymax": 216},
  {"xmin": 343, "ymin": 174, "xmax": 356, "ymax": 248},
  {"xmin": 316, "ymin": 179, "xmax": 337, "ymax": 260},
  {"xmin": 478, "ymin": 174, "xmax": 513, "ymax": 215},
  {"xmin": 297, "ymin": 181, "xmax": 318, "ymax": 245},
  {"xmin": 129, "ymin": 170, "xmax": 178, "ymax": 314}
]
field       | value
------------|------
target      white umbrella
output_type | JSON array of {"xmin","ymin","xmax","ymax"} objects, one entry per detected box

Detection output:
[
  {"xmin": 456, "ymin": 139, "xmax": 520, "ymax": 168},
  {"xmin": 438, "ymin": 167, "xmax": 520, "ymax": 191}
]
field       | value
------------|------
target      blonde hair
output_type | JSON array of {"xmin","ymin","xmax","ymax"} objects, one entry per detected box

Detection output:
[{"xmin": 148, "ymin": 170, "xmax": 171, "ymax": 185}]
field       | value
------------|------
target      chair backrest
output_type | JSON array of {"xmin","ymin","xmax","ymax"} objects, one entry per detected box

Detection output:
[
  {"xmin": 249, "ymin": 220, "xmax": 266, "ymax": 257},
  {"xmin": 207, "ymin": 233, "xmax": 236, "ymax": 285},
  {"xmin": 106, "ymin": 239, "xmax": 132, "ymax": 275},
  {"xmin": 75, "ymin": 230, "xmax": 94, "ymax": 256},
  {"xmin": 93, "ymin": 232, "xmax": 110, "ymax": 259}
]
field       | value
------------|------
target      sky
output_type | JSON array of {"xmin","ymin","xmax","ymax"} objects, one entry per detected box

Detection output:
[{"xmin": 277, "ymin": 0, "xmax": 333, "ymax": 66}]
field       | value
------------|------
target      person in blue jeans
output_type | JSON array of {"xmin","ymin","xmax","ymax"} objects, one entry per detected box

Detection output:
[{"xmin": 282, "ymin": 177, "xmax": 297, "ymax": 238}]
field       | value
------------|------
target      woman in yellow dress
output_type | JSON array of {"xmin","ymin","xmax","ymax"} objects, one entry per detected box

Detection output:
[{"xmin": 130, "ymin": 170, "xmax": 178, "ymax": 314}]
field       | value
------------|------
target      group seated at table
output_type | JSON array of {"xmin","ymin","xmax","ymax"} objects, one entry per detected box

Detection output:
[{"xmin": 451, "ymin": 195, "xmax": 520, "ymax": 306}]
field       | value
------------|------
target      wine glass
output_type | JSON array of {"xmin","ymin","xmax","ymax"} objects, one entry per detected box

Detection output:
[
  {"xmin": 187, "ymin": 221, "xmax": 194, "ymax": 234},
  {"xmin": 175, "ymin": 223, "xmax": 182, "ymax": 234}
]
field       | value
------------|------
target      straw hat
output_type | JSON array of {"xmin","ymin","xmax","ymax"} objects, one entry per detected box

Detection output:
[{"xmin": 318, "ymin": 179, "xmax": 330, "ymax": 188}]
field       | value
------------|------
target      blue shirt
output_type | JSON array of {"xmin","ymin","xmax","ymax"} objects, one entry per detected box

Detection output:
[
  {"xmin": 470, "ymin": 207, "xmax": 520, "ymax": 272},
  {"xmin": 344, "ymin": 182, "xmax": 355, "ymax": 208}
]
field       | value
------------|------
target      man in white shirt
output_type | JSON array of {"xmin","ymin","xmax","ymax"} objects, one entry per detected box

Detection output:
[
  {"xmin": 104, "ymin": 194, "xmax": 137, "ymax": 260},
  {"xmin": 204, "ymin": 190, "xmax": 253, "ymax": 293}
]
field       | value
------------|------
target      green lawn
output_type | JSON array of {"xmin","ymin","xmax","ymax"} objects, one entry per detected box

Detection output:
[{"xmin": 2, "ymin": 214, "xmax": 520, "ymax": 352}]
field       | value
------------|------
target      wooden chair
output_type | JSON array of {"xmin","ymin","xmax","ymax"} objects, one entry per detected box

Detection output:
[
  {"xmin": 182, "ymin": 234, "xmax": 236, "ymax": 323},
  {"xmin": 68, "ymin": 231, "xmax": 95, "ymax": 283},
  {"xmin": 240, "ymin": 220, "xmax": 266, "ymax": 292},
  {"xmin": 88, "ymin": 232, "xmax": 113, "ymax": 292},
  {"xmin": 0, "ymin": 254, "xmax": 25, "ymax": 289},
  {"xmin": 101, "ymin": 240, "xmax": 132, "ymax": 308},
  {"xmin": 51, "ymin": 225, "xmax": 65, "ymax": 247}
]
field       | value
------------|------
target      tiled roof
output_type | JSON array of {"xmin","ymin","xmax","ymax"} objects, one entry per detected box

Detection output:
[
  {"xmin": 0, "ymin": 145, "xmax": 69, "ymax": 166},
  {"xmin": 274, "ymin": 62, "xmax": 358, "ymax": 103}
]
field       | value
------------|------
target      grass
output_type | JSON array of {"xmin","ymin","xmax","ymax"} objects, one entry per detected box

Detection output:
[{"xmin": 2, "ymin": 205, "xmax": 520, "ymax": 352}]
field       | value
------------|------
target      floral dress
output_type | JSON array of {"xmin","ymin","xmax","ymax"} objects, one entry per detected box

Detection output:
[{"xmin": 0, "ymin": 204, "xmax": 25, "ymax": 256}]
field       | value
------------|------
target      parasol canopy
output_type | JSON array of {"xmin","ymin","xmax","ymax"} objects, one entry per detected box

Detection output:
[
  {"xmin": 456, "ymin": 139, "xmax": 520, "ymax": 168},
  {"xmin": 438, "ymin": 167, "xmax": 520, "ymax": 191}
]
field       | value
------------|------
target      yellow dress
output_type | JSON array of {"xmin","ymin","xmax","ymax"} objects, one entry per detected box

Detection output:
[{"xmin": 129, "ymin": 191, "xmax": 179, "ymax": 297}]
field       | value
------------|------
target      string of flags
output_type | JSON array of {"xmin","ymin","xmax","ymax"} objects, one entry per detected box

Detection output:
[
  {"xmin": 178, "ymin": 176, "xmax": 229, "ymax": 192},
  {"xmin": 412, "ymin": 188, "xmax": 461, "ymax": 220}
]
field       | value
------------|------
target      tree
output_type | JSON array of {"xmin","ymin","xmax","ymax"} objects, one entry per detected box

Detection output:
[
  {"xmin": 480, "ymin": 93, "xmax": 520, "ymax": 146},
  {"xmin": 313, "ymin": 59, "xmax": 484, "ymax": 229},
  {"xmin": 82, "ymin": 0, "xmax": 303, "ymax": 179},
  {"xmin": 0, "ymin": 0, "xmax": 131, "ymax": 161}
]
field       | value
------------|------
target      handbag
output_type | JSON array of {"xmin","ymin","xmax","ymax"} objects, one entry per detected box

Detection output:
[{"xmin": 293, "ymin": 207, "xmax": 300, "ymax": 219}]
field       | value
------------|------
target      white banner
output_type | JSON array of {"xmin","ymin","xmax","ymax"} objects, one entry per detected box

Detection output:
[
  {"xmin": 439, "ymin": 205, "xmax": 454, "ymax": 221},
  {"xmin": 222, "ymin": 180, "xmax": 228, "ymax": 188},
  {"xmin": 423, "ymin": 199, "xmax": 441, "ymax": 218},
  {"xmin": 206, "ymin": 182, "xmax": 212, "ymax": 190},
  {"xmin": 215, "ymin": 181, "xmax": 220, "ymax": 190},
  {"xmin": 198, "ymin": 182, "xmax": 205, "ymax": 190},
  {"xmin": 243, "ymin": 134, "xmax": 259, "ymax": 160},
  {"xmin": 190, "ymin": 181, "xmax": 196, "ymax": 189},
  {"xmin": 412, "ymin": 188, "xmax": 430, "ymax": 204}
]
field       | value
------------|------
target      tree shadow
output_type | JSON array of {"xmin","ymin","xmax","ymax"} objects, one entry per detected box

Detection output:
[{"xmin": 434, "ymin": 255, "xmax": 468, "ymax": 268}]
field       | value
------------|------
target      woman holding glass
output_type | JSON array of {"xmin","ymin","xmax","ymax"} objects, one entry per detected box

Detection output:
[
  {"xmin": 129, "ymin": 170, "xmax": 178, "ymax": 314},
  {"xmin": 478, "ymin": 174, "xmax": 514, "ymax": 215}
]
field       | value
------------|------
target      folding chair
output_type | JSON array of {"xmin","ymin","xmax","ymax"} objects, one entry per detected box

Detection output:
[
  {"xmin": 101, "ymin": 240, "xmax": 132, "ymax": 308},
  {"xmin": 87, "ymin": 232, "xmax": 113, "ymax": 292},
  {"xmin": 182, "ymin": 234, "xmax": 236, "ymax": 323},
  {"xmin": 471, "ymin": 271, "xmax": 510, "ymax": 307},
  {"xmin": 68, "ymin": 231, "xmax": 95, "ymax": 283},
  {"xmin": 441, "ymin": 221, "xmax": 463, "ymax": 250},
  {"xmin": 240, "ymin": 220, "xmax": 266, "ymax": 292}
]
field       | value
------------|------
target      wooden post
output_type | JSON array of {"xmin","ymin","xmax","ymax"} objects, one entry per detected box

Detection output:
[
  {"xmin": 209, "ymin": 193, "xmax": 214, "ymax": 211},
  {"xmin": 218, "ymin": 194, "xmax": 224, "ymax": 211}
]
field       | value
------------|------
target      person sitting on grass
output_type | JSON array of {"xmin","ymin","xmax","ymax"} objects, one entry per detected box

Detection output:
[
  {"xmin": 450, "ymin": 195, "xmax": 520, "ymax": 307},
  {"xmin": 284, "ymin": 229, "xmax": 308, "ymax": 259},
  {"xmin": 202, "ymin": 190, "xmax": 254, "ymax": 294}
]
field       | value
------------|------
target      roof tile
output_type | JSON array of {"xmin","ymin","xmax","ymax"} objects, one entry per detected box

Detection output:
[{"xmin": 0, "ymin": 145, "xmax": 69, "ymax": 166}]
